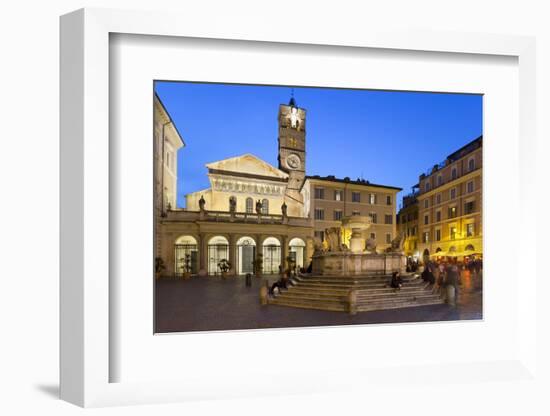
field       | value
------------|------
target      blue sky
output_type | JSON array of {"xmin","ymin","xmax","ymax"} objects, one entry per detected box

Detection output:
[{"xmin": 155, "ymin": 82, "xmax": 482, "ymax": 209}]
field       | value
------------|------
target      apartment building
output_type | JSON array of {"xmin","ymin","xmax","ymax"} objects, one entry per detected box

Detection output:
[
  {"xmin": 416, "ymin": 136, "xmax": 483, "ymax": 261},
  {"xmin": 303, "ymin": 175, "xmax": 401, "ymax": 251}
]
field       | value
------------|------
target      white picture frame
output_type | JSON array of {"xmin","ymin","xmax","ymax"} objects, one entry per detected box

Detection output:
[{"xmin": 60, "ymin": 8, "xmax": 537, "ymax": 408}]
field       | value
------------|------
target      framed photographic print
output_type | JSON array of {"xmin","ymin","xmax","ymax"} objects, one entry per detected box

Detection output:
[{"xmin": 60, "ymin": 7, "xmax": 538, "ymax": 408}]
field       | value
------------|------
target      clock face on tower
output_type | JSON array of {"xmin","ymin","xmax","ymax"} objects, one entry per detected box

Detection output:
[{"xmin": 285, "ymin": 154, "xmax": 301, "ymax": 170}]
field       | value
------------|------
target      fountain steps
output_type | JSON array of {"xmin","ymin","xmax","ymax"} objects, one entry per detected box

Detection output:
[{"xmin": 269, "ymin": 274, "xmax": 444, "ymax": 313}]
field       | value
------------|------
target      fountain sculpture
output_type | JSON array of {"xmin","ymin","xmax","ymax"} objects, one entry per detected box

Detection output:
[{"xmin": 312, "ymin": 215, "xmax": 406, "ymax": 276}]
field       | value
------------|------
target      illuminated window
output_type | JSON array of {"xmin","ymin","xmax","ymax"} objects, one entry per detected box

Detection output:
[
  {"xmin": 448, "ymin": 206, "xmax": 457, "ymax": 219},
  {"xmin": 422, "ymin": 232, "xmax": 429, "ymax": 243},
  {"xmin": 450, "ymin": 226, "xmax": 457, "ymax": 240},
  {"xmin": 466, "ymin": 223, "xmax": 475, "ymax": 237},
  {"xmin": 369, "ymin": 212, "xmax": 377, "ymax": 223},
  {"xmin": 369, "ymin": 193, "xmax": 376, "ymax": 204},
  {"xmin": 334, "ymin": 190, "xmax": 343, "ymax": 201}
]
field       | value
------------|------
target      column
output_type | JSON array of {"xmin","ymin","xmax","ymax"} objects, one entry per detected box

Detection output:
[
  {"xmin": 255, "ymin": 234, "xmax": 263, "ymax": 276},
  {"xmin": 281, "ymin": 235, "xmax": 289, "ymax": 272},
  {"xmin": 229, "ymin": 234, "xmax": 237, "ymax": 276},
  {"xmin": 198, "ymin": 232, "xmax": 208, "ymax": 277}
]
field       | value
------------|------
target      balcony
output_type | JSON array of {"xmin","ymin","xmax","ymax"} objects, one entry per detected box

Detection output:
[{"xmin": 163, "ymin": 209, "xmax": 313, "ymax": 227}]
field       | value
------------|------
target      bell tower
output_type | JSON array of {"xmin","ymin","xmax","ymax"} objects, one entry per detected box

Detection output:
[{"xmin": 278, "ymin": 96, "xmax": 306, "ymax": 200}]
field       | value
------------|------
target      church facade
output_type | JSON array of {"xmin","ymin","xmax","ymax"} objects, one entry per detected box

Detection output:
[{"xmin": 155, "ymin": 94, "xmax": 401, "ymax": 278}]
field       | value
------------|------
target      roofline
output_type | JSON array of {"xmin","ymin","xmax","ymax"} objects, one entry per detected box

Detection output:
[
  {"xmin": 154, "ymin": 92, "xmax": 185, "ymax": 147},
  {"xmin": 446, "ymin": 135, "xmax": 482, "ymax": 161},
  {"xmin": 304, "ymin": 175, "xmax": 402, "ymax": 191}
]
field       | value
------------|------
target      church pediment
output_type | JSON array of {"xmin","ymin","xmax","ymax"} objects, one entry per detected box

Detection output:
[{"xmin": 206, "ymin": 154, "xmax": 288, "ymax": 180}]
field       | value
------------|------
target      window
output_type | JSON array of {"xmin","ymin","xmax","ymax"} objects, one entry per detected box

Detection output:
[
  {"xmin": 369, "ymin": 193, "xmax": 377, "ymax": 204},
  {"xmin": 352, "ymin": 192, "xmax": 361, "ymax": 203},
  {"xmin": 333, "ymin": 210, "xmax": 343, "ymax": 221},
  {"xmin": 466, "ymin": 223, "xmax": 475, "ymax": 237},
  {"xmin": 314, "ymin": 187, "xmax": 325, "ymax": 199},
  {"xmin": 386, "ymin": 233, "xmax": 392, "ymax": 244},
  {"xmin": 436, "ymin": 193, "xmax": 441, "ymax": 204},
  {"xmin": 464, "ymin": 201, "xmax": 475, "ymax": 214},
  {"xmin": 450, "ymin": 226, "xmax": 457, "ymax": 240},
  {"xmin": 370, "ymin": 232, "xmax": 376, "ymax": 240},
  {"xmin": 289, "ymin": 137, "xmax": 297, "ymax": 148},
  {"xmin": 334, "ymin": 190, "xmax": 343, "ymax": 201},
  {"xmin": 468, "ymin": 158, "xmax": 475, "ymax": 171},
  {"xmin": 314, "ymin": 231, "xmax": 325, "ymax": 241},
  {"xmin": 386, "ymin": 195, "xmax": 392, "ymax": 205},
  {"xmin": 450, "ymin": 188, "xmax": 456, "ymax": 200},
  {"xmin": 467, "ymin": 181, "xmax": 474, "ymax": 193},
  {"xmin": 314, "ymin": 208, "xmax": 325, "ymax": 220},
  {"xmin": 425, "ymin": 182, "xmax": 431, "ymax": 192},
  {"xmin": 401, "ymin": 215, "xmax": 407, "ymax": 224},
  {"xmin": 424, "ymin": 199, "xmax": 429, "ymax": 209},
  {"xmin": 352, "ymin": 210, "xmax": 361, "ymax": 216},
  {"xmin": 435, "ymin": 229, "xmax": 441, "ymax": 241},
  {"xmin": 424, "ymin": 215, "xmax": 429, "ymax": 225},
  {"xmin": 246, "ymin": 197, "xmax": 253, "ymax": 214},
  {"xmin": 436, "ymin": 210, "xmax": 441, "ymax": 222},
  {"xmin": 448, "ymin": 206, "xmax": 457, "ymax": 219},
  {"xmin": 451, "ymin": 167, "xmax": 457, "ymax": 180},
  {"xmin": 423, "ymin": 232, "xmax": 431, "ymax": 244},
  {"xmin": 261, "ymin": 199, "xmax": 269, "ymax": 215},
  {"xmin": 437, "ymin": 175, "xmax": 442, "ymax": 186},
  {"xmin": 384, "ymin": 214, "xmax": 393, "ymax": 224},
  {"xmin": 369, "ymin": 212, "xmax": 377, "ymax": 223}
]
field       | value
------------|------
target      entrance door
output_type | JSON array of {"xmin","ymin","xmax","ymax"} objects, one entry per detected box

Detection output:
[{"xmin": 240, "ymin": 245, "xmax": 255, "ymax": 274}]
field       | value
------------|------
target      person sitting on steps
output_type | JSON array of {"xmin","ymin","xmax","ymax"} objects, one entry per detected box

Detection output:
[
  {"xmin": 269, "ymin": 273, "xmax": 290, "ymax": 296},
  {"xmin": 389, "ymin": 271, "xmax": 403, "ymax": 292}
]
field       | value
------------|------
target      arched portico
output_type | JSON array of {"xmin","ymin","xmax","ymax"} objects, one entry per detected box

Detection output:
[
  {"xmin": 207, "ymin": 235, "xmax": 229, "ymax": 275},
  {"xmin": 236, "ymin": 236, "xmax": 256, "ymax": 275},
  {"xmin": 262, "ymin": 236, "xmax": 281, "ymax": 274},
  {"xmin": 174, "ymin": 235, "xmax": 199, "ymax": 276},
  {"xmin": 289, "ymin": 237, "xmax": 306, "ymax": 270}
]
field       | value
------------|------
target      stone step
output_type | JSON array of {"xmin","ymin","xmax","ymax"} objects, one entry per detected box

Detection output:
[
  {"xmin": 285, "ymin": 286, "xmax": 430, "ymax": 298},
  {"xmin": 357, "ymin": 294, "xmax": 443, "ymax": 305},
  {"xmin": 357, "ymin": 298, "xmax": 445, "ymax": 312},
  {"xmin": 269, "ymin": 298, "xmax": 347, "ymax": 312}
]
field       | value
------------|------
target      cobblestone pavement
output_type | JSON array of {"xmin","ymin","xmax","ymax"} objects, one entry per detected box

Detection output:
[{"xmin": 155, "ymin": 275, "xmax": 483, "ymax": 333}]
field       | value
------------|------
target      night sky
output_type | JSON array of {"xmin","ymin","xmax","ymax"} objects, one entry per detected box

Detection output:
[{"xmin": 155, "ymin": 81, "xmax": 482, "ymax": 210}]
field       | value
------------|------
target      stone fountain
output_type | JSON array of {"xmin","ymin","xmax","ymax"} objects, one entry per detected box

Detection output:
[{"xmin": 312, "ymin": 215, "xmax": 406, "ymax": 276}]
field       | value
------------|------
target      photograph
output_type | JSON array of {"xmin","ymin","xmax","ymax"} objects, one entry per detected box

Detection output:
[{"xmin": 153, "ymin": 81, "xmax": 483, "ymax": 333}]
